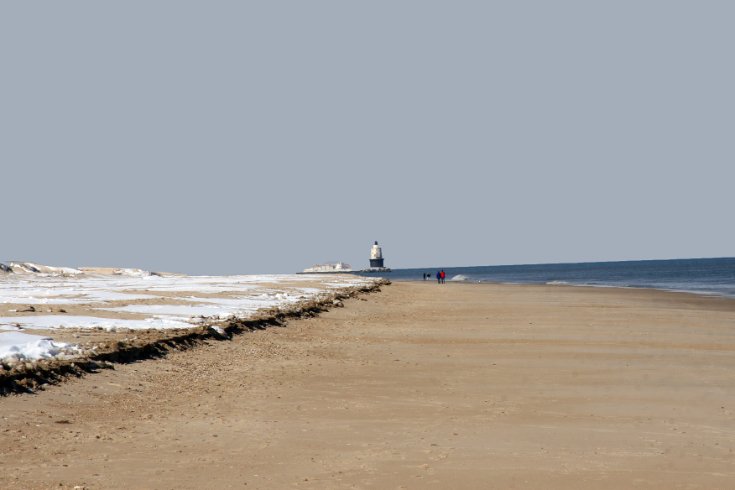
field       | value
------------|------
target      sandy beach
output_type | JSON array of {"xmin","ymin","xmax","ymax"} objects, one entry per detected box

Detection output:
[{"xmin": 1, "ymin": 281, "xmax": 734, "ymax": 489}]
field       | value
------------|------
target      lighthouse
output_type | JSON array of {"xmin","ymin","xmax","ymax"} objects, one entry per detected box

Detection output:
[{"xmin": 369, "ymin": 241, "xmax": 384, "ymax": 268}]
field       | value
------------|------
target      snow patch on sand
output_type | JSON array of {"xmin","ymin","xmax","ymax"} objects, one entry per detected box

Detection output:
[
  {"xmin": 0, "ymin": 331, "xmax": 79, "ymax": 361},
  {"xmin": 96, "ymin": 291, "xmax": 309, "ymax": 322},
  {"xmin": 0, "ymin": 315, "xmax": 194, "ymax": 331},
  {"xmin": 0, "ymin": 270, "xmax": 379, "ymax": 358}
]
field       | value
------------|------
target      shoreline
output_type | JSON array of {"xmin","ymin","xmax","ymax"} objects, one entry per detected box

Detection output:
[
  {"xmin": 371, "ymin": 256, "xmax": 735, "ymax": 299},
  {"xmin": 1, "ymin": 281, "xmax": 734, "ymax": 488},
  {"xmin": 390, "ymin": 276, "xmax": 735, "ymax": 301}
]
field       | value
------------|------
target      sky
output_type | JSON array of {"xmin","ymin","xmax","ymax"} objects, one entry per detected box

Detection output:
[{"xmin": 1, "ymin": 1, "xmax": 733, "ymax": 275}]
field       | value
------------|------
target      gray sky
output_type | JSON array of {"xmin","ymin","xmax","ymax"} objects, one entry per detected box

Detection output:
[{"xmin": 2, "ymin": 1, "xmax": 733, "ymax": 275}]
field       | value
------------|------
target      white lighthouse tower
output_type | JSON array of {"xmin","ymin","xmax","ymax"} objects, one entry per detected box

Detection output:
[
  {"xmin": 365, "ymin": 241, "xmax": 390, "ymax": 272},
  {"xmin": 369, "ymin": 241, "xmax": 384, "ymax": 268}
]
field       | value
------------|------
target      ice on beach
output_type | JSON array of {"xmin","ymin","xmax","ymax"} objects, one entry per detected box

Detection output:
[
  {"xmin": 98, "ymin": 288, "xmax": 310, "ymax": 319},
  {"xmin": 0, "ymin": 331, "xmax": 79, "ymax": 361},
  {"xmin": 0, "ymin": 269, "xmax": 379, "ymax": 357},
  {"xmin": 0, "ymin": 315, "xmax": 195, "ymax": 331},
  {"xmin": 0, "ymin": 275, "xmax": 307, "ymax": 305},
  {"xmin": 0, "ymin": 288, "xmax": 156, "ymax": 305},
  {"xmin": 97, "ymin": 294, "xmax": 301, "ymax": 320},
  {"xmin": 96, "ymin": 289, "xmax": 312, "ymax": 321},
  {"xmin": 98, "ymin": 304, "xmax": 248, "ymax": 320}
]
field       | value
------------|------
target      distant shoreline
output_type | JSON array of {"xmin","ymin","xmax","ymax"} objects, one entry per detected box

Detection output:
[
  {"xmin": 385, "ymin": 276, "xmax": 735, "ymax": 301},
  {"xmin": 359, "ymin": 257, "xmax": 735, "ymax": 299}
]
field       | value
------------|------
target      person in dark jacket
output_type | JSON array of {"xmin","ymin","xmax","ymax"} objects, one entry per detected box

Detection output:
[{"xmin": 436, "ymin": 271, "xmax": 441, "ymax": 284}]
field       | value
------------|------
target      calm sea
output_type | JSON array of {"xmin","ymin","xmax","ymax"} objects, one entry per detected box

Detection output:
[{"xmin": 358, "ymin": 257, "xmax": 735, "ymax": 298}]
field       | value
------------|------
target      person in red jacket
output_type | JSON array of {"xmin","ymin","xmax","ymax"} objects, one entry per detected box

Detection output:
[{"xmin": 440, "ymin": 269, "xmax": 446, "ymax": 284}]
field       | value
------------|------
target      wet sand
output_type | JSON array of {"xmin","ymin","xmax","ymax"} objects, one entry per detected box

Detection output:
[{"xmin": 1, "ymin": 282, "xmax": 734, "ymax": 489}]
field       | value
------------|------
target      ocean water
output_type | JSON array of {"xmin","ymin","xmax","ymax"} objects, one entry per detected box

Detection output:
[{"xmin": 360, "ymin": 258, "xmax": 735, "ymax": 298}]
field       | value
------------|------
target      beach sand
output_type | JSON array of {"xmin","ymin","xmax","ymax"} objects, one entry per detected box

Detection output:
[{"xmin": 1, "ymin": 282, "xmax": 734, "ymax": 489}]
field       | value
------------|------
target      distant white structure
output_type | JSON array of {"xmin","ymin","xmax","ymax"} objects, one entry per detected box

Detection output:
[
  {"xmin": 301, "ymin": 262, "xmax": 353, "ymax": 274},
  {"xmin": 369, "ymin": 241, "xmax": 384, "ymax": 268},
  {"xmin": 300, "ymin": 242, "xmax": 390, "ymax": 274}
]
